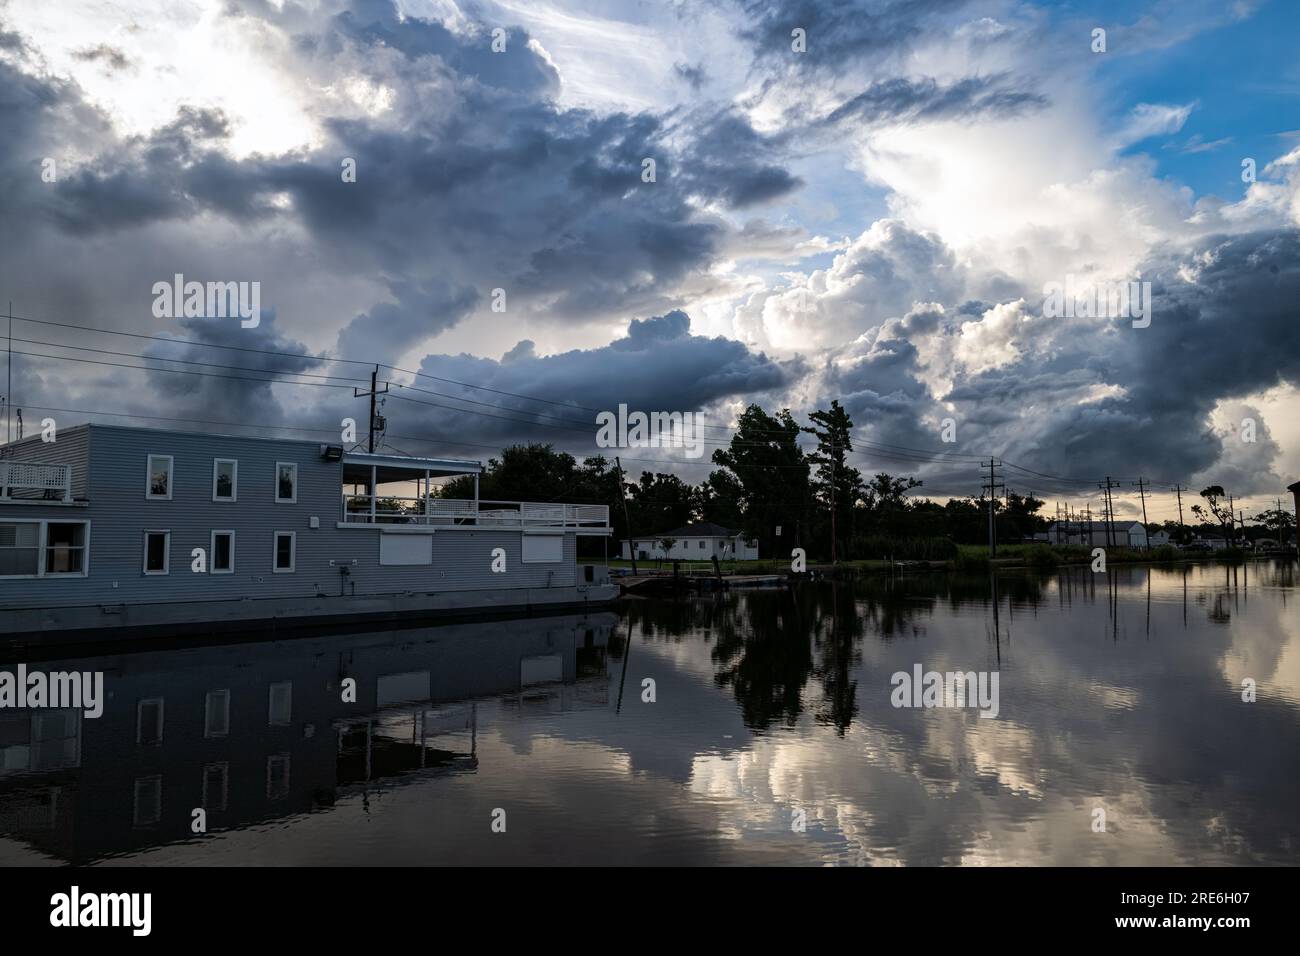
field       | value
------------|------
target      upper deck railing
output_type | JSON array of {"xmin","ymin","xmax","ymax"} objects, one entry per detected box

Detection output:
[
  {"xmin": 0, "ymin": 461, "xmax": 73, "ymax": 502},
  {"xmin": 342, "ymin": 495, "xmax": 609, "ymax": 531}
]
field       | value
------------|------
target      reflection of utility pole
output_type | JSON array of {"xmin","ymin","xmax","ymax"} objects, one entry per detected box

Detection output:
[
  {"xmin": 615, "ymin": 623, "xmax": 632, "ymax": 714},
  {"xmin": 981, "ymin": 459, "xmax": 1003, "ymax": 558}
]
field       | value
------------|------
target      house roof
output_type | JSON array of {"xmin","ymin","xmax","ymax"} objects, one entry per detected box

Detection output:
[{"xmin": 650, "ymin": 521, "xmax": 743, "ymax": 539}]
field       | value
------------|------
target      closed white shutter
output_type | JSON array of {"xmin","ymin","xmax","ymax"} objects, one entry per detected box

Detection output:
[
  {"xmin": 379, "ymin": 533, "xmax": 433, "ymax": 565},
  {"xmin": 522, "ymin": 534, "xmax": 563, "ymax": 563}
]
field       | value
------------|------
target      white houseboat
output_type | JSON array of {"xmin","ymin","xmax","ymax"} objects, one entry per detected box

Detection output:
[{"xmin": 0, "ymin": 424, "xmax": 617, "ymax": 643}]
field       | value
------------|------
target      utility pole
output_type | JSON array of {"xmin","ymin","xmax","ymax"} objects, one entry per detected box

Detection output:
[
  {"xmin": 981, "ymin": 459, "xmax": 1004, "ymax": 558},
  {"xmin": 353, "ymin": 366, "xmax": 388, "ymax": 454},
  {"xmin": 4, "ymin": 301, "xmax": 11, "ymax": 446},
  {"xmin": 1172, "ymin": 484, "xmax": 1186, "ymax": 541},
  {"xmin": 1133, "ymin": 478, "xmax": 1151, "ymax": 549},
  {"xmin": 1226, "ymin": 493, "xmax": 1236, "ymax": 546},
  {"xmin": 615, "ymin": 456, "xmax": 637, "ymax": 576},
  {"xmin": 1099, "ymin": 477, "xmax": 1120, "ymax": 548}
]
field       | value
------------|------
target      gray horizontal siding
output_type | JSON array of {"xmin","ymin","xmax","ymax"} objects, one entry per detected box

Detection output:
[{"xmin": 0, "ymin": 424, "xmax": 578, "ymax": 611}]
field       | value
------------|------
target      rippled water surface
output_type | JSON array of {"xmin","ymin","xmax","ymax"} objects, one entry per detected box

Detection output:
[{"xmin": 2, "ymin": 561, "xmax": 1297, "ymax": 865}]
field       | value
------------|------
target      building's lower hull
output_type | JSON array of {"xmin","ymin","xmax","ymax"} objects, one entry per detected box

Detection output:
[{"xmin": 0, "ymin": 582, "xmax": 620, "ymax": 651}]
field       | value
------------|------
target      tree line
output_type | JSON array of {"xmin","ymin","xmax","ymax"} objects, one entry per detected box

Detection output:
[{"xmin": 442, "ymin": 402, "xmax": 1295, "ymax": 559}]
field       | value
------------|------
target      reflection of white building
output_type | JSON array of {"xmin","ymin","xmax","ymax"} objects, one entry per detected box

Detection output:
[
  {"xmin": 1046, "ymin": 521, "xmax": 1149, "ymax": 548},
  {"xmin": 621, "ymin": 522, "xmax": 759, "ymax": 561}
]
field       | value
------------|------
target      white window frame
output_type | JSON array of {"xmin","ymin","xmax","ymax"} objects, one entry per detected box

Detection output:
[
  {"xmin": 202, "ymin": 762, "xmax": 229, "ymax": 812},
  {"xmin": 145, "ymin": 454, "xmax": 174, "ymax": 501},
  {"xmin": 143, "ymin": 529, "xmax": 170, "ymax": 575},
  {"xmin": 210, "ymin": 530, "xmax": 235, "ymax": 574},
  {"xmin": 272, "ymin": 531, "xmax": 296, "ymax": 573},
  {"xmin": 204, "ymin": 689, "xmax": 230, "ymax": 738},
  {"xmin": 274, "ymin": 462, "xmax": 298, "ymax": 504},
  {"xmin": 268, "ymin": 682, "xmax": 292, "ymax": 726},
  {"xmin": 211, "ymin": 458, "xmax": 238, "ymax": 502},
  {"xmin": 0, "ymin": 518, "xmax": 91, "ymax": 579},
  {"xmin": 136, "ymin": 698, "xmax": 164, "ymax": 745}
]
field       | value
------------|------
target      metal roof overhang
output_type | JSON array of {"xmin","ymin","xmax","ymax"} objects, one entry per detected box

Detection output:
[{"xmin": 342, "ymin": 452, "xmax": 482, "ymax": 483}]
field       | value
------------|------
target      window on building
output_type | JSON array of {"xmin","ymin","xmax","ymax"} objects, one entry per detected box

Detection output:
[
  {"xmin": 0, "ymin": 522, "xmax": 39, "ymax": 576},
  {"xmin": 211, "ymin": 531, "xmax": 234, "ymax": 574},
  {"xmin": 144, "ymin": 531, "xmax": 170, "ymax": 574},
  {"xmin": 266, "ymin": 754, "xmax": 291, "ymax": 799},
  {"xmin": 133, "ymin": 775, "xmax": 162, "ymax": 826},
  {"xmin": 212, "ymin": 459, "xmax": 237, "ymax": 501},
  {"xmin": 146, "ymin": 454, "xmax": 173, "ymax": 500},
  {"xmin": 273, "ymin": 532, "xmax": 295, "ymax": 572},
  {"xmin": 137, "ymin": 698, "xmax": 164, "ymax": 745},
  {"xmin": 268, "ymin": 682, "xmax": 292, "ymax": 726},
  {"xmin": 275, "ymin": 462, "xmax": 297, "ymax": 503},
  {"xmin": 205, "ymin": 690, "xmax": 230, "ymax": 738},
  {"xmin": 45, "ymin": 522, "xmax": 88, "ymax": 574},
  {"xmin": 699, "ymin": 540, "xmax": 705, "ymax": 549},
  {"xmin": 202, "ymin": 763, "xmax": 229, "ymax": 812}
]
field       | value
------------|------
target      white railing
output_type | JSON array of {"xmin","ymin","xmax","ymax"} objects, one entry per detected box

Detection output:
[
  {"xmin": 341, "ymin": 495, "xmax": 609, "ymax": 530},
  {"xmin": 0, "ymin": 461, "xmax": 72, "ymax": 501}
]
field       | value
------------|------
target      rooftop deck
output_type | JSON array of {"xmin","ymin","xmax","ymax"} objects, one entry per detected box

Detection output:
[
  {"xmin": 0, "ymin": 460, "xmax": 72, "ymax": 502},
  {"xmin": 341, "ymin": 494, "xmax": 610, "ymax": 533}
]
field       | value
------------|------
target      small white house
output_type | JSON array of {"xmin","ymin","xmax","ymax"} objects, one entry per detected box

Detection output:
[
  {"xmin": 1046, "ymin": 520, "xmax": 1149, "ymax": 548},
  {"xmin": 621, "ymin": 522, "xmax": 759, "ymax": 561},
  {"xmin": 1149, "ymin": 530, "xmax": 1172, "ymax": 547}
]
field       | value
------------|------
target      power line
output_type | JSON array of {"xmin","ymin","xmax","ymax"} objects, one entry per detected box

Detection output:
[{"xmin": 2, "ymin": 310, "xmax": 1213, "ymax": 491}]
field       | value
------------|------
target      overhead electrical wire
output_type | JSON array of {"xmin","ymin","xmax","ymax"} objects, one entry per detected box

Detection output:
[{"xmin": 3, "ymin": 310, "xmax": 1124, "ymax": 487}]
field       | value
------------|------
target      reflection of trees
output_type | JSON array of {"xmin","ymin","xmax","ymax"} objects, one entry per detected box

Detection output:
[
  {"xmin": 619, "ymin": 569, "xmax": 1062, "ymax": 735},
  {"xmin": 712, "ymin": 591, "xmax": 813, "ymax": 730},
  {"xmin": 811, "ymin": 582, "xmax": 861, "ymax": 735}
]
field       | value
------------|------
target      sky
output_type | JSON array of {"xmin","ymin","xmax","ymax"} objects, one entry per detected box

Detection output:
[{"xmin": 1, "ymin": 0, "xmax": 1299, "ymax": 524}]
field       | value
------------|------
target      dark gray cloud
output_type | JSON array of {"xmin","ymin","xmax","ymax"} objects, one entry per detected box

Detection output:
[
  {"xmin": 822, "ymin": 75, "xmax": 1047, "ymax": 127},
  {"xmin": 675, "ymin": 108, "xmax": 803, "ymax": 209},
  {"xmin": 0, "ymin": 0, "xmax": 803, "ymax": 368},
  {"xmin": 383, "ymin": 310, "xmax": 803, "ymax": 454},
  {"xmin": 735, "ymin": 0, "xmax": 969, "ymax": 69}
]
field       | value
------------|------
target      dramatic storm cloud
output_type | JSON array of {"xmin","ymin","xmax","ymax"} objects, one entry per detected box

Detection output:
[{"xmin": 0, "ymin": 0, "xmax": 1297, "ymax": 515}]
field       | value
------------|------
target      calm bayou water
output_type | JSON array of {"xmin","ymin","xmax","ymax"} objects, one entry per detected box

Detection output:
[{"xmin": 2, "ymin": 561, "xmax": 1297, "ymax": 866}]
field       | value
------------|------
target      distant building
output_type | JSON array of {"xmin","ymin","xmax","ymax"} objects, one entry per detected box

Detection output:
[
  {"xmin": 1149, "ymin": 530, "xmax": 1172, "ymax": 547},
  {"xmin": 621, "ymin": 522, "xmax": 759, "ymax": 561},
  {"xmin": 1189, "ymin": 530, "xmax": 1231, "ymax": 551},
  {"xmin": 1046, "ymin": 520, "xmax": 1149, "ymax": 548}
]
